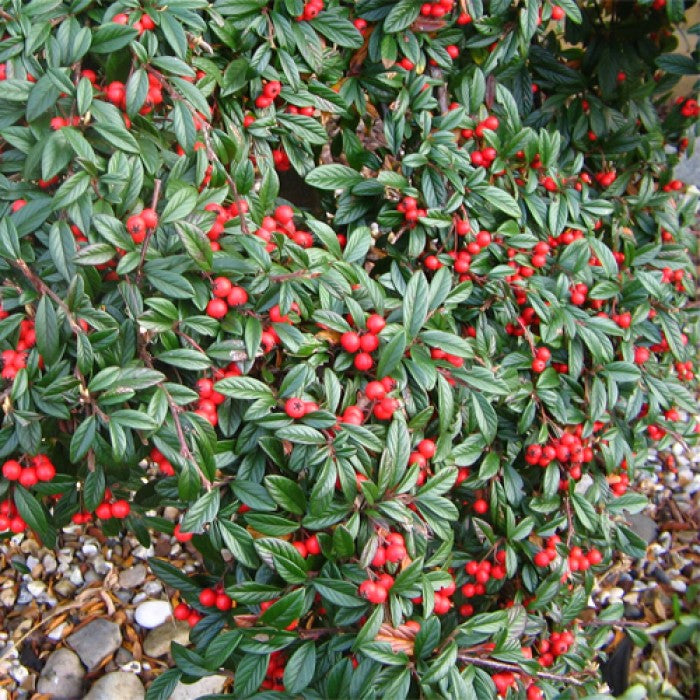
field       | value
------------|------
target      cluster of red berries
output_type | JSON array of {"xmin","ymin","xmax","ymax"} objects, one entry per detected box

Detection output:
[
  {"xmin": 408, "ymin": 438, "xmax": 436, "ymax": 486},
  {"xmin": 198, "ymin": 583, "xmax": 234, "ymax": 611},
  {"xmin": 673, "ymin": 360, "xmax": 694, "ymax": 382},
  {"xmin": 569, "ymin": 282, "xmax": 588, "ymax": 306},
  {"xmin": 660, "ymin": 266, "xmax": 687, "ymax": 292},
  {"xmin": 94, "ymin": 489, "xmax": 131, "ymax": 520},
  {"xmin": 112, "ymin": 11, "xmax": 156, "ymax": 35},
  {"xmin": 105, "ymin": 72, "xmax": 163, "ymax": 116},
  {"xmin": 492, "ymin": 671, "xmax": 544, "ymax": 698},
  {"xmin": 173, "ymin": 601, "xmax": 203, "ymax": 627},
  {"xmin": 661, "ymin": 178, "xmax": 684, "ymax": 193},
  {"xmin": 396, "ymin": 195, "xmax": 427, "ymax": 227},
  {"xmin": 676, "ymin": 96, "xmax": 699, "ymax": 118},
  {"xmin": 463, "ymin": 553, "xmax": 507, "ymax": 590},
  {"xmin": 0, "ymin": 499, "xmax": 26, "ymax": 533},
  {"xmin": 461, "ymin": 114, "xmax": 499, "ymax": 141},
  {"xmin": 524, "ymin": 429, "xmax": 593, "ymax": 478},
  {"xmin": 505, "ymin": 306, "xmax": 540, "ymax": 337},
  {"xmin": 530, "ymin": 346, "xmax": 551, "ymax": 373},
  {"xmin": 2, "ymin": 455, "xmax": 56, "ymax": 486},
  {"xmin": 607, "ymin": 468, "xmax": 630, "ymax": 495},
  {"xmin": 125, "ymin": 208, "xmax": 159, "ymax": 244},
  {"xmin": 149, "ymin": 447, "xmax": 175, "ymax": 477},
  {"xmin": 537, "ymin": 628, "xmax": 576, "ymax": 667},
  {"xmin": 359, "ymin": 574, "xmax": 393, "ymax": 604},
  {"xmin": 50, "ymin": 115, "xmax": 81, "ymax": 130},
  {"xmin": 194, "ymin": 365, "xmax": 241, "ymax": 426},
  {"xmin": 419, "ymin": 0, "xmax": 455, "ymax": 18},
  {"xmin": 429, "ymin": 346, "xmax": 466, "ymax": 369},
  {"xmin": 252, "ymin": 205, "xmax": 313, "ymax": 251},
  {"xmin": 260, "ymin": 652, "xmax": 287, "ymax": 692},
  {"xmin": 1, "ymin": 318, "xmax": 38, "ymax": 380},
  {"xmin": 370, "ymin": 531, "xmax": 408, "ymax": 570},
  {"xmin": 202, "ymin": 200, "xmax": 248, "ymax": 251},
  {"xmin": 568, "ymin": 545, "xmax": 602, "ymax": 572},
  {"xmin": 284, "ymin": 396, "xmax": 319, "ymax": 419},
  {"xmin": 296, "ymin": 0, "xmax": 324, "ymax": 21},
  {"xmin": 610, "ymin": 311, "xmax": 632, "ymax": 329},
  {"xmin": 594, "ymin": 170, "xmax": 617, "ymax": 188},
  {"xmin": 205, "ymin": 277, "xmax": 249, "ymax": 319},
  {"xmin": 285, "ymin": 104, "xmax": 315, "ymax": 117},
  {"xmin": 292, "ymin": 534, "xmax": 321, "ymax": 558},
  {"xmin": 363, "ymin": 377, "xmax": 400, "ymax": 421},
  {"xmin": 339, "ymin": 313, "xmax": 386, "ymax": 372},
  {"xmin": 255, "ymin": 80, "xmax": 281, "ymax": 109}
]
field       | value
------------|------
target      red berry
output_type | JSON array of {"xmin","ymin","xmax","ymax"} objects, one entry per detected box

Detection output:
[
  {"xmin": 206, "ymin": 298, "xmax": 228, "ymax": 319},
  {"xmin": 534, "ymin": 551, "xmax": 550, "ymax": 567},
  {"xmin": 365, "ymin": 381, "xmax": 386, "ymax": 401},
  {"xmin": 174, "ymin": 603, "xmax": 190, "ymax": 620},
  {"xmin": 95, "ymin": 503, "xmax": 113, "ymax": 519},
  {"xmin": 111, "ymin": 500, "xmax": 130, "ymax": 518},
  {"xmin": 199, "ymin": 588, "xmax": 217, "ymax": 607},
  {"xmin": 417, "ymin": 439, "xmax": 436, "ymax": 459},
  {"xmin": 354, "ymin": 353, "xmax": 373, "ymax": 371},
  {"xmin": 285, "ymin": 398, "xmax": 307, "ymax": 419},
  {"xmin": 274, "ymin": 204, "xmax": 294, "ymax": 224},
  {"xmin": 2, "ymin": 460, "xmax": 22, "ymax": 481},
  {"xmin": 340, "ymin": 332, "xmax": 361, "ymax": 353},
  {"xmin": 227, "ymin": 286, "xmax": 248, "ymax": 306},
  {"xmin": 19, "ymin": 468, "xmax": 38, "ymax": 487},
  {"xmin": 212, "ymin": 277, "xmax": 232, "ymax": 298},
  {"xmin": 473, "ymin": 498, "xmax": 488, "ymax": 514},
  {"xmin": 174, "ymin": 523, "xmax": 194, "ymax": 542},
  {"xmin": 141, "ymin": 208, "xmax": 158, "ymax": 228},
  {"xmin": 216, "ymin": 593, "xmax": 233, "ymax": 611},
  {"xmin": 365, "ymin": 314, "xmax": 386, "ymax": 334}
]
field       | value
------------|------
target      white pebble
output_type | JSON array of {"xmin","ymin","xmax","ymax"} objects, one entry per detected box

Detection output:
[{"xmin": 134, "ymin": 600, "xmax": 172, "ymax": 629}]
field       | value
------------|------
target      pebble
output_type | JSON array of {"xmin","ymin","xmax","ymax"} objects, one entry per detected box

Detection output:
[
  {"xmin": 132, "ymin": 544, "xmax": 154, "ymax": 560},
  {"xmin": 67, "ymin": 619, "xmax": 122, "ymax": 670},
  {"xmin": 0, "ymin": 588, "xmax": 17, "ymax": 607},
  {"xmin": 143, "ymin": 580, "xmax": 163, "ymax": 597},
  {"xmin": 69, "ymin": 567, "xmax": 84, "ymax": 586},
  {"xmin": 134, "ymin": 600, "xmax": 172, "ymax": 629},
  {"xmin": 670, "ymin": 580, "xmax": 687, "ymax": 593},
  {"xmin": 83, "ymin": 671, "xmax": 145, "ymax": 700},
  {"xmin": 17, "ymin": 587, "xmax": 33, "ymax": 605},
  {"xmin": 169, "ymin": 675, "xmax": 227, "ymax": 700},
  {"xmin": 37, "ymin": 648, "xmax": 85, "ymax": 699},
  {"xmin": 27, "ymin": 580, "xmax": 46, "ymax": 597},
  {"xmin": 118, "ymin": 564, "xmax": 147, "ymax": 589},
  {"xmin": 81, "ymin": 542, "xmax": 99, "ymax": 557},
  {"xmin": 93, "ymin": 556, "xmax": 112, "ymax": 576},
  {"xmin": 143, "ymin": 621, "xmax": 191, "ymax": 657},
  {"xmin": 54, "ymin": 579, "xmax": 76, "ymax": 597},
  {"xmin": 43, "ymin": 553, "xmax": 57, "ymax": 574},
  {"xmin": 48, "ymin": 622, "xmax": 68, "ymax": 641}
]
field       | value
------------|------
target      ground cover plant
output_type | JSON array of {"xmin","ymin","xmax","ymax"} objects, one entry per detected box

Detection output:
[{"xmin": 0, "ymin": 0, "xmax": 698, "ymax": 696}]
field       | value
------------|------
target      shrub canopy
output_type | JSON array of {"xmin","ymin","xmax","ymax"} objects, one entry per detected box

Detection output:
[{"xmin": 0, "ymin": 0, "xmax": 698, "ymax": 698}]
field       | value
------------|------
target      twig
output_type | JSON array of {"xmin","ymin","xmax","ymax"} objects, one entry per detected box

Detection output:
[
  {"xmin": 10, "ymin": 259, "xmax": 83, "ymax": 335},
  {"xmin": 456, "ymin": 653, "xmax": 587, "ymax": 686},
  {"xmin": 139, "ymin": 344, "xmax": 212, "ymax": 491},
  {"xmin": 143, "ymin": 65, "xmax": 252, "ymax": 236},
  {"xmin": 175, "ymin": 328, "xmax": 207, "ymax": 355},
  {"xmin": 136, "ymin": 178, "xmax": 162, "ymax": 284},
  {"xmin": 268, "ymin": 270, "xmax": 321, "ymax": 283}
]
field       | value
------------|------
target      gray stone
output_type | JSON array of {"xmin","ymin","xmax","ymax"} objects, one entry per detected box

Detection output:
[
  {"xmin": 66, "ymin": 619, "xmax": 122, "ymax": 670},
  {"xmin": 626, "ymin": 512, "xmax": 658, "ymax": 544},
  {"xmin": 118, "ymin": 564, "xmax": 147, "ymax": 589},
  {"xmin": 675, "ymin": 147, "xmax": 700, "ymax": 188},
  {"xmin": 83, "ymin": 671, "xmax": 145, "ymax": 700},
  {"xmin": 143, "ymin": 621, "xmax": 191, "ymax": 658},
  {"xmin": 170, "ymin": 675, "xmax": 227, "ymax": 700},
  {"xmin": 37, "ymin": 648, "xmax": 85, "ymax": 699}
]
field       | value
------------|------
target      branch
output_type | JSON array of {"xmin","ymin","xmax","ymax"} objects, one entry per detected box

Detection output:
[
  {"xmin": 144, "ymin": 65, "xmax": 252, "ymax": 236},
  {"xmin": 456, "ymin": 653, "xmax": 587, "ymax": 686},
  {"xmin": 139, "ymin": 345, "xmax": 212, "ymax": 491},
  {"xmin": 268, "ymin": 270, "xmax": 322, "ymax": 283},
  {"xmin": 10, "ymin": 259, "xmax": 83, "ymax": 335}
]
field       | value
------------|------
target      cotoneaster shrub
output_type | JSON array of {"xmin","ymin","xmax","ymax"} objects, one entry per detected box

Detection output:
[{"xmin": 0, "ymin": 0, "xmax": 698, "ymax": 697}]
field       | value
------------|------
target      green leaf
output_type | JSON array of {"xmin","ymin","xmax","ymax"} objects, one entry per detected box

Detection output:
[
  {"xmin": 283, "ymin": 642, "xmax": 316, "ymax": 694},
  {"xmin": 384, "ymin": 0, "xmax": 421, "ymax": 33},
  {"xmin": 376, "ymin": 331, "xmax": 407, "ymax": 378},
  {"xmin": 215, "ymin": 376, "xmax": 273, "ymax": 400},
  {"xmin": 306, "ymin": 164, "xmax": 363, "ymax": 190},
  {"xmin": 91, "ymin": 23, "xmax": 138, "ymax": 53},
  {"xmin": 34, "ymin": 296, "xmax": 60, "ymax": 365},
  {"xmin": 70, "ymin": 415, "xmax": 96, "ymax": 462},
  {"xmin": 161, "ymin": 187, "xmax": 198, "ymax": 224},
  {"xmin": 14, "ymin": 486, "xmax": 55, "ymax": 548},
  {"xmin": 157, "ymin": 348, "xmax": 211, "ymax": 371},
  {"xmin": 403, "ymin": 271, "xmax": 430, "ymax": 340},
  {"xmin": 181, "ymin": 490, "xmax": 221, "ymax": 531}
]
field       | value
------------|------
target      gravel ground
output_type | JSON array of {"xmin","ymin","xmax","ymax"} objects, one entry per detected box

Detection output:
[{"xmin": 0, "ymin": 427, "xmax": 698, "ymax": 699}]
